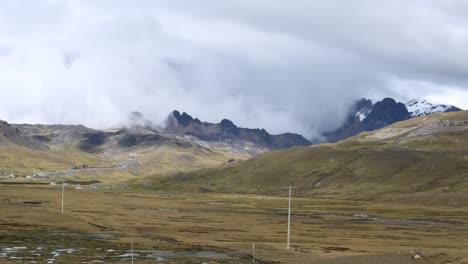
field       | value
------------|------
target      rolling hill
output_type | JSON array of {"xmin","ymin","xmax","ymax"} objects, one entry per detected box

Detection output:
[
  {"xmin": 2, "ymin": 109, "xmax": 305, "ymax": 180},
  {"xmin": 0, "ymin": 120, "xmax": 48, "ymax": 150},
  {"xmin": 0, "ymin": 122, "xmax": 111, "ymax": 176},
  {"xmin": 5, "ymin": 109, "xmax": 315, "ymax": 179},
  {"xmin": 7, "ymin": 123, "xmax": 247, "ymax": 179}
]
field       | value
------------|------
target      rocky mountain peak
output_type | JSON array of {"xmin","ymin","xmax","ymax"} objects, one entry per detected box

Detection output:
[
  {"xmin": 219, "ymin": 119, "xmax": 239, "ymax": 134},
  {"xmin": 322, "ymin": 97, "xmax": 462, "ymax": 143},
  {"xmin": 356, "ymin": 98, "xmax": 373, "ymax": 109},
  {"xmin": 169, "ymin": 110, "xmax": 201, "ymax": 127},
  {"xmin": 354, "ymin": 98, "xmax": 373, "ymax": 121},
  {"xmin": 363, "ymin": 98, "xmax": 409, "ymax": 129},
  {"xmin": 164, "ymin": 110, "xmax": 311, "ymax": 149},
  {"xmin": 405, "ymin": 99, "xmax": 461, "ymax": 117}
]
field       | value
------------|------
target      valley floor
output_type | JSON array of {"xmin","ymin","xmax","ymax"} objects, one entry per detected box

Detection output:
[{"xmin": 1, "ymin": 185, "xmax": 467, "ymax": 263}]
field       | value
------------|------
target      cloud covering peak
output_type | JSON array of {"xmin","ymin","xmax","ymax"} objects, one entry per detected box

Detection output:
[{"xmin": 0, "ymin": 1, "xmax": 467, "ymax": 139}]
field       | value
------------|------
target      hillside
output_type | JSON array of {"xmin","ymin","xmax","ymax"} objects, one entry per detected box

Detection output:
[
  {"xmin": 323, "ymin": 98, "xmax": 462, "ymax": 142},
  {"xmin": 7, "ymin": 123, "xmax": 247, "ymax": 179},
  {"xmin": 132, "ymin": 111, "xmax": 468, "ymax": 206},
  {"xmin": 6, "ymin": 110, "xmax": 313, "ymax": 179},
  {"xmin": 0, "ymin": 121, "xmax": 112, "ymax": 176},
  {"xmin": 0, "ymin": 121, "xmax": 48, "ymax": 150}
]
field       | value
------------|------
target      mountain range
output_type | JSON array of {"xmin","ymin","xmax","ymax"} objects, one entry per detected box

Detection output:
[
  {"xmin": 0, "ymin": 110, "xmax": 312, "ymax": 177},
  {"xmin": 1, "ymin": 98, "xmax": 462, "ymax": 157},
  {"xmin": 123, "ymin": 97, "xmax": 462, "ymax": 151},
  {"xmin": 137, "ymin": 110, "xmax": 468, "ymax": 206},
  {"xmin": 165, "ymin": 110, "xmax": 312, "ymax": 149}
]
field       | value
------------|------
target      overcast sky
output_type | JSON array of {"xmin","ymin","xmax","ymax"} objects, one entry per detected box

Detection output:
[{"xmin": 0, "ymin": 0, "xmax": 467, "ymax": 138}]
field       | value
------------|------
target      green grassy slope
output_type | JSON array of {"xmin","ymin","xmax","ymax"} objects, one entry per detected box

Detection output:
[
  {"xmin": 0, "ymin": 146, "xmax": 111, "ymax": 176},
  {"xmin": 129, "ymin": 111, "xmax": 468, "ymax": 206},
  {"xmin": 0, "ymin": 142, "xmax": 245, "ymax": 183},
  {"xmin": 0, "ymin": 129, "xmax": 247, "ymax": 181}
]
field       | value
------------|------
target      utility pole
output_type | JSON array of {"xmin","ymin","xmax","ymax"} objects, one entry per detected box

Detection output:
[
  {"xmin": 252, "ymin": 243, "xmax": 255, "ymax": 264},
  {"xmin": 287, "ymin": 185, "xmax": 292, "ymax": 250},
  {"xmin": 131, "ymin": 239, "xmax": 134, "ymax": 264},
  {"xmin": 61, "ymin": 182, "xmax": 64, "ymax": 214},
  {"xmin": 283, "ymin": 185, "xmax": 297, "ymax": 250}
]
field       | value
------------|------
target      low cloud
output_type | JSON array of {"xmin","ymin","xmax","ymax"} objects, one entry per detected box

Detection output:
[{"xmin": 0, "ymin": 1, "xmax": 467, "ymax": 139}]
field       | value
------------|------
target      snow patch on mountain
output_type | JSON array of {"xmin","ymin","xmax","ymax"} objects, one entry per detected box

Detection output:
[
  {"xmin": 355, "ymin": 108, "xmax": 371, "ymax": 121},
  {"xmin": 405, "ymin": 99, "xmax": 457, "ymax": 117}
]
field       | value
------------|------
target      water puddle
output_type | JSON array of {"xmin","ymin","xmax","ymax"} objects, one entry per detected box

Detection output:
[
  {"xmin": 157, "ymin": 208, "xmax": 178, "ymax": 212},
  {"xmin": 78, "ymin": 233, "xmax": 115, "ymax": 239},
  {"xmin": 49, "ymin": 231, "xmax": 115, "ymax": 239},
  {"xmin": 1, "ymin": 230, "xmax": 236, "ymax": 263},
  {"xmin": 1, "ymin": 245, "xmax": 82, "ymax": 263}
]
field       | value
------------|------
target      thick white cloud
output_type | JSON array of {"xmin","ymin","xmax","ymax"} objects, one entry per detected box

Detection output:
[{"xmin": 0, "ymin": 0, "xmax": 466, "ymax": 139}]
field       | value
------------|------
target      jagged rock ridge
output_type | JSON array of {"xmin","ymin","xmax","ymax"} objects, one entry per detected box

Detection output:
[{"xmin": 165, "ymin": 110, "xmax": 312, "ymax": 149}]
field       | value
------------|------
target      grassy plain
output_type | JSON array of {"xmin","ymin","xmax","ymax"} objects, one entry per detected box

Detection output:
[{"xmin": 1, "ymin": 185, "xmax": 467, "ymax": 263}]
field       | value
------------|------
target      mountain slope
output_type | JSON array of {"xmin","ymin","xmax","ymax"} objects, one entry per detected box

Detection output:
[
  {"xmin": 12, "ymin": 116, "xmax": 260, "ymax": 178},
  {"xmin": 165, "ymin": 110, "xmax": 312, "ymax": 149},
  {"xmin": 133, "ymin": 111, "xmax": 468, "ymax": 206},
  {"xmin": 0, "ymin": 121, "xmax": 112, "ymax": 176},
  {"xmin": 0, "ymin": 121, "xmax": 48, "ymax": 150},
  {"xmin": 323, "ymin": 97, "xmax": 462, "ymax": 142},
  {"xmin": 406, "ymin": 99, "xmax": 461, "ymax": 117},
  {"xmin": 10, "ymin": 107, "xmax": 312, "ymax": 179}
]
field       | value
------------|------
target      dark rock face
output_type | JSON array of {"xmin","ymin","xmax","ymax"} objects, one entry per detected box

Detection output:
[
  {"xmin": 323, "ymin": 98, "xmax": 409, "ymax": 143},
  {"xmin": 356, "ymin": 98, "xmax": 373, "ymax": 112},
  {"xmin": 32, "ymin": 135, "xmax": 52, "ymax": 143},
  {"xmin": 165, "ymin": 110, "xmax": 311, "ymax": 149},
  {"xmin": 116, "ymin": 133, "xmax": 192, "ymax": 149},
  {"xmin": 323, "ymin": 97, "xmax": 461, "ymax": 143},
  {"xmin": 446, "ymin": 106, "xmax": 462, "ymax": 112},
  {"xmin": 170, "ymin": 110, "xmax": 201, "ymax": 127},
  {"xmin": 79, "ymin": 132, "xmax": 110, "ymax": 152},
  {"xmin": 219, "ymin": 119, "xmax": 240, "ymax": 135},
  {"xmin": 362, "ymin": 98, "xmax": 410, "ymax": 130}
]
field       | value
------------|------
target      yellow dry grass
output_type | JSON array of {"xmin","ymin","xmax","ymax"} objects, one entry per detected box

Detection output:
[{"xmin": 1, "ymin": 185, "xmax": 467, "ymax": 263}]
